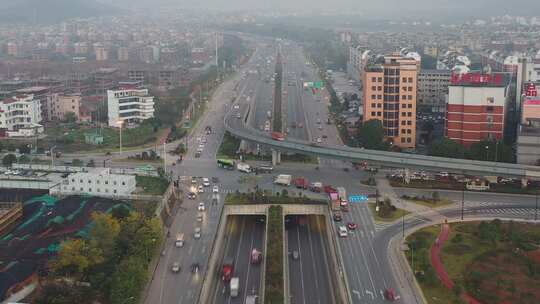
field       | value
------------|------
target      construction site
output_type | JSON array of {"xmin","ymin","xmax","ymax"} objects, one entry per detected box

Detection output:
[{"xmin": 0, "ymin": 193, "xmax": 130, "ymax": 301}]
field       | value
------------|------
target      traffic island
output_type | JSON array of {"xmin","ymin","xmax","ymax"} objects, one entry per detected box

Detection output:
[
  {"xmin": 368, "ymin": 200, "xmax": 410, "ymax": 222},
  {"xmin": 405, "ymin": 220, "xmax": 540, "ymax": 304},
  {"xmin": 400, "ymin": 193, "xmax": 454, "ymax": 209}
]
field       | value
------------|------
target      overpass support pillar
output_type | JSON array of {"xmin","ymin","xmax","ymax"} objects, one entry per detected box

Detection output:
[{"xmin": 272, "ymin": 150, "xmax": 281, "ymax": 166}]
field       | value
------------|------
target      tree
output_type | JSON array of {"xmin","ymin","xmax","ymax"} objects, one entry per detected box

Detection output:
[
  {"xmin": 52, "ymin": 239, "xmax": 103, "ymax": 277},
  {"xmin": 63, "ymin": 112, "xmax": 78, "ymax": 124},
  {"xmin": 18, "ymin": 154, "xmax": 30, "ymax": 164},
  {"xmin": 108, "ymin": 256, "xmax": 148, "ymax": 304},
  {"xmin": 111, "ymin": 205, "xmax": 130, "ymax": 220},
  {"xmin": 429, "ymin": 138, "xmax": 465, "ymax": 158},
  {"xmin": 2, "ymin": 153, "xmax": 17, "ymax": 167},
  {"xmin": 89, "ymin": 212, "xmax": 120, "ymax": 260},
  {"xmin": 356, "ymin": 119, "xmax": 389, "ymax": 150}
]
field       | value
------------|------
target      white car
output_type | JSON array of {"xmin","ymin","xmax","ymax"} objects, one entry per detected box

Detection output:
[
  {"xmin": 198, "ymin": 202, "xmax": 205, "ymax": 211},
  {"xmin": 202, "ymin": 178, "xmax": 210, "ymax": 187},
  {"xmin": 316, "ymin": 137, "xmax": 322, "ymax": 143},
  {"xmin": 171, "ymin": 262, "xmax": 181, "ymax": 273},
  {"xmin": 198, "ymin": 144, "xmax": 205, "ymax": 150},
  {"xmin": 212, "ymin": 185, "xmax": 219, "ymax": 193},
  {"xmin": 233, "ymin": 104, "xmax": 240, "ymax": 109},
  {"xmin": 194, "ymin": 227, "xmax": 201, "ymax": 239},
  {"xmin": 198, "ymin": 185, "xmax": 204, "ymax": 193},
  {"xmin": 338, "ymin": 226, "xmax": 348, "ymax": 237}
]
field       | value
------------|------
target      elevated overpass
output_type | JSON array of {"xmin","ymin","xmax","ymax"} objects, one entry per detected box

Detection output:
[{"xmin": 225, "ymin": 105, "xmax": 540, "ymax": 180}]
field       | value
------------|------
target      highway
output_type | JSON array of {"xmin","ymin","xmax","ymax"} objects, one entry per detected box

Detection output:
[
  {"xmin": 211, "ymin": 215, "xmax": 265, "ymax": 304},
  {"xmin": 286, "ymin": 215, "xmax": 335, "ymax": 304},
  {"xmin": 144, "ymin": 41, "xmax": 269, "ymax": 304}
]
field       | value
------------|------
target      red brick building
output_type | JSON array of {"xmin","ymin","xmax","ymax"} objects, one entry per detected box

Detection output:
[{"xmin": 445, "ymin": 73, "xmax": 508, "ymax": 146}]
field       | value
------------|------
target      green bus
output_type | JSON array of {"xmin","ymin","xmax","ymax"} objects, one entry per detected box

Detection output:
[{"xmin": 217, "ymin": 159, "xmax": 235, "ymax": 170}]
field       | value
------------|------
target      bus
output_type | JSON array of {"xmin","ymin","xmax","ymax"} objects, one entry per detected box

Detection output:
[{"xmin": 217, "ymin": 159, "xmax": 235, "ymax": 170}]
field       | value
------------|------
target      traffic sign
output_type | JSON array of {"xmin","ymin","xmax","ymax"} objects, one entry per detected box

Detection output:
[
  {"xmin": 303, "ymin": 81, "xmax": 324, "ymax": 89},
  {"xmin": 349, "ymin": 195, "xmax": 368, "ymax": 203}
]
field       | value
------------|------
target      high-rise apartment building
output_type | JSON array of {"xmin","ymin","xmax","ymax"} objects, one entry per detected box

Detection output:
[
  {"xmin": 107, "ymin": 83, "xmax": 154, "ymax": 127},
  {"xmin": 362, "ymin": 53, "xmax": 419, "ymax": 149},
  {"xmin": 445, "ymin": 73, "xmax": 507, "ymax": 146}
]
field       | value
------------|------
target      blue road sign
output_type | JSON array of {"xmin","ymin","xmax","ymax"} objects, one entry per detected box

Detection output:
[{"xmin": 349, "ymin": 195, "xmax": 368, "ymax": 203}]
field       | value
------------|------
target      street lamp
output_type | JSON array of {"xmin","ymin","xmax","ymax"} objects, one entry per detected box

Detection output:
[
  {"xmin": 50, "ymin": 146, "xmax": 57, "ymax": 168},
  {"xmin": 117, "ymin": 120, "xmax": 124, "ymax": 155},
  {"xmin": 485, "ymin": 145, "xmax": 489, "ymax": 161}
]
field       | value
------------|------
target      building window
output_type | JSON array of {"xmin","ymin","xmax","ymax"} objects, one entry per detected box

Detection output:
[
  {"xmin": 407, "ymin": 137, "xmax": 412, "ymax": 143},
  {"xmin": 378, "ymin": 77, "xmax": 382, "ymax": 82},
  {"xmin": 408, "ymin": 87, "xmax": 413, "ymax": 92},
  {"xmin": 407, "ymin": 121, "xmax": 412, "ymax": 125},
  {"xmin": 408, "ymin": 104, "xmax": 413, "ymax": 109},
  {"xmin": 401, "ymin": 138, "xmax": 406, "ymax": 143},
  {"xmin": 122, "ymin": 182, "xmax": 125, "ymax": 186},
  {"xmin": 113, "ymin": 189, "xmax": 117, "ymax": 194},
  {"xmin": 377, "ymin": 95, "xmax": 382, "ymax": 99},
  {"xmin": 88, "ymin": 180, "xmax": 92, "ymax": 184},
  {"xmin": 97, "ymin": 189, "xmax": 100, "ymax": 192},
  {"xmin": 401, "ymin": 121, "xmax": 406, "ymax": 126},
  {"xmin": 408, "ymin": 112, "xmax": 412, "ymax": 117},
  {"xmin": 372, "ymin": 103, "xmax": 376, "ymax": 108},
  {"xmin": 408, "ymin": 77, "xmax": 413, "ymax": 83},
  {"xmin": 371, "ymin": 94, "xmax": 376, "ymax": 99},
  {"xmin": 407, "ymin": 129, "xmax": 412, "ymax": 134},
  {"xmin": 80, "ymin": 187, "xmax": 83, "ymax": 191},
  {"xmin": 377, "ymin": 86, "xmax": 382, "ymax": 91},
  {"xmin": 401, "ymin": 129, "xmax": 406, "ymax": 134},
  {"xmin": 377, "ymin": 112, "xmax": 382, "ymax": 116},
  {"xmin": 72, "ymin": 187, "xmax": 75, "ymax": 191},
  {"xmin": 105, "ymin": 181, "xmax": 109, "ymax": 185},
  {"xmin": 487, "ymin": 97, "xmax": 495, "ymax": 103},
  {"xmin": 408, "ymin": 95, "xmax": 413, "ymax": 100},
  {"xmin": 371, "ymin": 86, "xmax": 376, "ymax": 91},
  {"xmin": 371, "ymin": 112, "xmax": 376, "ymax": 116},
  {"xmin": 486, "ymin": 106, "xmax": 494, "ymax": 112},
  {"xmin": 372, "ymin": 77, "xmax": 376, "ymax": 82},
  {"xmin": 113, "ymin": 181, "xmax": 117, "ymax": 185}
]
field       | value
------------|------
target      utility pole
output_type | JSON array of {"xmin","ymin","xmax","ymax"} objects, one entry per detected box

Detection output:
[{"xmin": 536, "ymin": 188, "xmax": 538, "ymax": 221}]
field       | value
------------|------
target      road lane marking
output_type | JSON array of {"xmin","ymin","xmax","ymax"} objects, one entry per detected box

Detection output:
[
  {"xmin": 295, "ymin": 224, "xmax": 307, "ymax": 304},
  {"xmin": 365, "ymin": 289, "xmax": 374, "ymax": 299},
  {"xmin": 306, "ymin": 218, "xmax": 321, "ymax": 304}
]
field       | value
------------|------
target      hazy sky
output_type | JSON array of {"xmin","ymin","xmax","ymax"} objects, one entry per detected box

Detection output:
[{"xmin": 103, "ymin": 0, "xmax": 540, "ymax": 18}]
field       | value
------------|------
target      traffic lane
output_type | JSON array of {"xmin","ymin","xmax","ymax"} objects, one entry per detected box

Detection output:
[
  {"xmin": 213, "ymin": 216, "xmax": 265, "ymax": 304},
  {"xmin": 288, "ymin": 216, "xmax": 334, "ymax": 304},
  {"xmin": 393, "ymin": 187, "xmax": 539, "ymax": 207},
  {"xmin": 287, "ymin": 218, "xmax": 307, "ymax": 304},
  {"xmin": 213, "ymin": 215, "xmax": 243, "ymax": 304},
  {"xmin": 338, "ymin": 204, "xmax": 389, "ymax": 303},
  {"xmin": 307, "ymin": 215, "xmax": 335, "ymax": 304}
]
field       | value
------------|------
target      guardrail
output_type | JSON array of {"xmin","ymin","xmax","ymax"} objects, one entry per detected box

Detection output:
[{"xmin": 224, "ymin": 110, "xmax": 540, "ymax": 179}]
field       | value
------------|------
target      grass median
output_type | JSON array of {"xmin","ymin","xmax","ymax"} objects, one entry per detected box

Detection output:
[
  {"xmin": 265, "ymin": 205, "xmax": 284, "ymax": 304},
  {"xmin": 367, "ymin": 202, "xmax": 410, "ymax": 222}
]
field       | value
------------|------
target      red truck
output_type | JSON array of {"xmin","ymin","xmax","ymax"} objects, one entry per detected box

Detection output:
[
  {"xmin": 293, "ymin": 177, "xmax": 309, "ymax": 189},
  {"xmin": 222, "ymin": 258, "xmax": 234, "ymax": 281},
  {"xmin": 324, "ymin": 185, "xmax": 337, "ymax": 194},
  {"xmin": 271, "ymin": 132, "xmax": 285, "ymax": 141}
]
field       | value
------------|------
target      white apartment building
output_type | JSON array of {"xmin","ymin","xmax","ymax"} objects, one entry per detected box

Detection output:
[
  {"xmin": 418, "ymin": 69, "xmax": 452, "ymax": 112},
  {"xmin": 57, "ymin": 168, "xmax": 136, "ymax": 197},
  {"xmin": 0, "ymin": 94, "xmax": 43, "ymax": 137},
  {"xmin": 107, "ymin": 86, "xmax": 155, "ymax": 127}
]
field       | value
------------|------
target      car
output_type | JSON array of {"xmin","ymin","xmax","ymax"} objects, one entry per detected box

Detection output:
[
  {"xmin": 171, "ymin": 262, "xmax": 181, "ymax": 273},
  {"xmin": 212, "ymin": 185, "xmax": 219, "ymax": 193},
  {"xmin": 202, "ymin": 178, "xmax": 210, "ymax": 187},
  {"xmin": 195, "ymin": 151, "xmax": 201, "ymax": 158},
  {"xmin": 198, "ymin": 185, "xmax": 204, "ymax": 193},
  {"xmin": 236, "ymin": 113, "xmax": 241, "ymax": 119},
  {"xmin": 197, "ymin": 214, "xmax": 203, "ymax": 222},
  {"xmin": 292, "ymin": 250, "xmax": 299, "ymax": 260},
  {"xmin": 191, "ymin": 263, "xmax": 200, "ymax": 273},
  {"xmin": 187, "ymin": 192, "xmax": 196, "ymax": 199},
  {"xmin": 201, "ymin": 137, "xmax": 207, "ymax": 144},
  {"xmin": 198, "ymin": 202, "xmax": 205, "ymax": 211},
  {"xmin": 233, "ymin": 104, "xmax": 240, "ymax": 109},
  {"xmin": 347, "ymin": 222, "xmax": 358, "ymax": 230},
  {"xmin": 198, "ymin": 144, "xmax": 204, "ymax": 149},
  {"xmin": 333, "ymin": 212, "xmax": 342, "ymax": 222},
  {"xmin": 191, "ymin": 178, "xmax": 197, "ymax": 184},
  {"xmin": 338, "ymin": 226, "xmax": 348, "ymax": 237},
  {"xmin": 316, "ymin": 137, "xmax": 322, "ymax": 143},
  {"xmin": 318, "ymin": 125, "xmax": 323, "ymax": 130},
  {"xmin": 322, "ymin": 134, "xmax": 328, "ymax": 139},
  {"xmin": 194, "ymin": 227, "xmax": 201, "ymax": 239}
]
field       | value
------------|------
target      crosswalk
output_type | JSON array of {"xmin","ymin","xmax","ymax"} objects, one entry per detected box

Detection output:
[{"xmin": 471, "ymin": 207, "xmax": 535, "ymax": 217}]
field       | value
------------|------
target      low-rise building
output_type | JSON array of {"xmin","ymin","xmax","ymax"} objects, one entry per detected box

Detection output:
[
  {"xmin": 0, "ymin": 94, "xmax": 43, "ymax": 137},
  {"xmin": 517, "ymin": 98, "xmax": 540, "ymax": 165},
  {"xmin": 48, "ymin": 93, "xmax": 83, "ymax": 121},
  {"xmin": 57, "ymin": 168, "xmax": 136, "ymax": 197},
  {"xmin": 107, "ymin": 83, "xmax": 155, "ymax": 127}
]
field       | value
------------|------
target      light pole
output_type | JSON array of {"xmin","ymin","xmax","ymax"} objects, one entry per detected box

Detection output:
[
  {"xmin": 117, "ymin": 120, "xmax": 124, "ymax": 155},
  {"xmin": 536, "ymin": 187, "xmax": 538, "ymax": 221},
  {"xmin": 485, "ymin": 145, "xmax": 489, "ymax": 161},
  {"xmin": 50, "ymin": 146, "xmax": 57, "ymax": 168}
]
